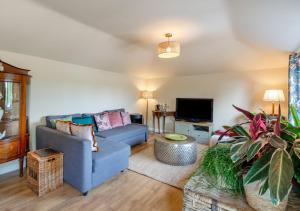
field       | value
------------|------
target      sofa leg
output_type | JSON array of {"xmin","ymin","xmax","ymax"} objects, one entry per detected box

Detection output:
[{"xmin": 82, "ymin": 191, "xmax": 89, "ymax": 196}]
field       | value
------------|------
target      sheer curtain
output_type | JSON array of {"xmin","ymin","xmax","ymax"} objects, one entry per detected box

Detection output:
[{"xmin": 289, "ymin": 53, "xmax": 300, "ymax": 122}]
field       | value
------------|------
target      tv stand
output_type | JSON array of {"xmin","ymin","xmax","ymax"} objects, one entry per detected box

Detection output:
[{"xmin": 175, "ymin": 120, "xmax": 213, "ymax": 144}]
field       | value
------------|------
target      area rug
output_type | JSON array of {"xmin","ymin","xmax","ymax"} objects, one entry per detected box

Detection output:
[{"xmin": 128, "ymin": 143, "xmax": 208, "ymax": 189}]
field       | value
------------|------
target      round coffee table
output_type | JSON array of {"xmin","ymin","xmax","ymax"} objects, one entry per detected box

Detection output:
[{"xmin": 154, "ymin": 134, "xmax": 197, "ymax": 166}]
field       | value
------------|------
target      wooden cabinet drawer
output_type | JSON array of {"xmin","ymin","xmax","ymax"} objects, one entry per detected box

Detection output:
[{"xmin": 0, "ymin": 140, "xmax": 19, "ymax": 161}]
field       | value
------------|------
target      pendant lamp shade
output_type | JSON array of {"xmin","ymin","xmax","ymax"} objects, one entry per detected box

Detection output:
[{"xmin": 158, "ymin": 33, "xmax": 180, "ymax": 58}]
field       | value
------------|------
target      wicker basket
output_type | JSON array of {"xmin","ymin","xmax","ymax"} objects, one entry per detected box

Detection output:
[{"xmin": 27, "ymin": 149, "xmax": 63, "ymax": 196}]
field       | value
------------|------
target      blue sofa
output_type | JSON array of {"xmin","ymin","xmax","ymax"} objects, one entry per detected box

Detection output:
[{"xmin": 36, "ymin": 110, "xmax": 148, "ymax": 195}]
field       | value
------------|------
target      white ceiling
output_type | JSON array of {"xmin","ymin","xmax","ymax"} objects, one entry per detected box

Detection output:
[{"xmin": 0, "ymin": 0, "xmax": 299, "ymax": 78}]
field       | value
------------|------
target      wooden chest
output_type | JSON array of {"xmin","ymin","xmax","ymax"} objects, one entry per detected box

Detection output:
[{"xmin": 183, "ymin": 175, "xmax": 253, "ymax": 211}]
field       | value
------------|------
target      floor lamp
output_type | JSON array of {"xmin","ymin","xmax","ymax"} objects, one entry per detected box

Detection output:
[{"xmin": 141, "ymin": 91, "xmax": 153, "ymax": 125}]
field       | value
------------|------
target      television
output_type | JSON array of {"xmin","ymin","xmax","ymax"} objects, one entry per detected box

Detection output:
[{"xmin": 175, "ymin": 98, "xmax": 213, "ymax": 122}]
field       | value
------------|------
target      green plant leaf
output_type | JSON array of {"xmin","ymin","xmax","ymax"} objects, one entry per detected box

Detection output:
[
  {"xmin": 269, "ymin": 134, "xmax": 287, "ymax": 149},
  {"xmin": 259, "ymin": 178, "xmax": 269, "ymax": 196},
  {"xmin": 247, "ymin": 139, "xmax": 264, "ymax": 161},
  {"xmin": 291, "ymin": 104, "xmax": 300, "ymax": 127},
  {"xmin": 269, "ymin": 148, "xmax": 294, "ymax": 205},
  {"xmin": 281, "ymin": 129, "xmax": 297, "ymax": 142},
  {"xmin": 232, "ymin": 125, "xmax": 251, "ymax": 139},
  {"xmin": 198, "ymin": 144, "xmax": 243, "ymax": 194},
  {"xmin": 293, "ymin": 140, "xmax": 300, "ymax": 160},
  {"xmin": 282, "ymin": 120, "xmax": 300, "ymax": 138},
  {"xmin": 243, "ymin": 150, "xmax": 273, "ymax": 184},
  {"xmin": 230, "ymin": 140, "xmax": 251, "ymax": 163}
]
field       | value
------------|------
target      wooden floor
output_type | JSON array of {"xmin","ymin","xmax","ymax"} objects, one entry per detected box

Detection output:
[{"xmin": 0, "ymin": 139, "xmax": 183, "ymax": 211}]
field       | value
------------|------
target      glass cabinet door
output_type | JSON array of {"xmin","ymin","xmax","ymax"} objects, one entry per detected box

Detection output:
[{"xmin": 0, "ymin": 81, "xmax": 20, "ymax": 140}]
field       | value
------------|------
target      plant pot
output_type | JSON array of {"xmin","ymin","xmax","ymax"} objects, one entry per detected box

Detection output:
[{"xmin": 244, "ymin": 180, "xmax": 288, "ymax": 211}]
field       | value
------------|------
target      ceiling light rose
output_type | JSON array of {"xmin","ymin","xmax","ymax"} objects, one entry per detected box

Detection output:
[{"xmin": 158, "ymin": 33, "xmax": 180, "ymax": 58}]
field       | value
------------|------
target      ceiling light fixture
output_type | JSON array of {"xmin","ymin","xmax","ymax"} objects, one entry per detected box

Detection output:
[{"xmin": 158, "ymin": 33, "xmax": 180, "ymax": 58}]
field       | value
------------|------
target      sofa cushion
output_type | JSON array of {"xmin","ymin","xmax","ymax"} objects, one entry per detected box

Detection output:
[
  {"xmin": 82, "ymin": 113, "xmax": 98, "ymax": 118},
  {"xmin": 46, "ymin": 114, "xmax": 81, "ymax": 128},
  {"xmin": 104, "ymin": 108, "xmax": 125, "ymax": 113},
  {"xmin": 56, "ymin": 120, "xmax": 71, "ymax": 134},
  {"xmin": 70, "ymin": 123, "xmax": 99, "ymax": 152},
  {"xmin": 72, "ymin": 116, "xmax": 97, "ymax": 132},
  {"xmin": 108, "ymin": 112, "xmax": 123, "ymax": 128},
  {"xmin": 49, "ymin": 116, "xmax": 72, "ymax": 128},
  {"xmin": 121, "ymin": 112, "xmax": 131, "ymax": 126},
  {"xmin": 95, "ymin": 124, "xmax": 147, "ymax": 142},
  {"xmin": 92, "ymin": 141, "xmax": 130, "ymax": 173},
  {"xmin": 94, "ymin": 113, "xmax": 112, "ymax": 131}
]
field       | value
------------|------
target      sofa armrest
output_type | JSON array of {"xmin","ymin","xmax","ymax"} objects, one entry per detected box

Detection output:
[{"xmin": 36, "ymin": 125, "xmax": 92, "ymax": 193}]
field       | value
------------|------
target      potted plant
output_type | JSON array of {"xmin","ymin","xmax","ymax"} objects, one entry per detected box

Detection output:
[
  {"xmin": 220, "ymin": 104, "xmax": 300, "ymax": 211},
  {"xmin": 194, "ymin": 144, "xmax": 243, "ymax": 195}
]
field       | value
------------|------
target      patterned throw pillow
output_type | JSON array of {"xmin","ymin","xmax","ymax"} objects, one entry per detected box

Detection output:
[
  {"xmin": 50, "ymin": 116, "xmax": 72, "ymax": 129},
  {"xmin": 121, "ymin": 112, "xmax": 131, "ymax": 126},
  {"xmin": 70, "ymin": 123, "xmax": 99, "ymax": 152},
  {"xmin": 94, "ymin": 113, "xmax": 112, "ymax": 131},
  {"xmin": 56, "ymin": 120, "xmax": 71, "ymax": 134},
  {"xmin": 108, "ymin": 112, "xmax": 123, "ymax": 128}
]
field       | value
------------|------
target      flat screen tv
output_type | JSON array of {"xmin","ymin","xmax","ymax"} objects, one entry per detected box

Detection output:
[{"xmin": 176, "ymin": 98, "xmax": 213, "ymax": 122}]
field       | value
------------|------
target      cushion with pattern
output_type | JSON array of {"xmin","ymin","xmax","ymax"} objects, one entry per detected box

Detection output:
[
  {"xmin": 94, "ymin": 112, "xmax": 112, "ymax": 131},
  {"xmin": 70, "ymin": 123, "xmax": 99, "ymax": 152},
  {"xmin": 121, "ymin": 112, "xmax": 131, "ymax": 126},
  {"xmin": 108, "ymin": 112, "xmax": 123, "ymax": 128}
]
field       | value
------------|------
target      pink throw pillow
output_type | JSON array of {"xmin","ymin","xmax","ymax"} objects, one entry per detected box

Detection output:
[
  {"xmin": 108, "ymin": 112, "xmax": 123, "ymax": 128},
  {"xmin": 94, "ymin": 113, "xmax": 112, "ymax": 131},
  {"xmin": 121, "ymin": 112, "xmax": 131, "ymax": 126}
]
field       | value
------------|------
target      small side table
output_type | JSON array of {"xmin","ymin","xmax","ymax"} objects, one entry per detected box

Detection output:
[
  {"xmin": 130, "ymin": 113, "xmax": 144, "ymax": 124},
  {"xmin": 154, "ymin": 135, "xmax": 197, "ymax": 166},
  {"xmin": 27, "ymin": 148, "xmax": 63, "ymax": 196},
  {"xmin": 152, "ymin": 111, "xmax": 176, "ymax": 134}
]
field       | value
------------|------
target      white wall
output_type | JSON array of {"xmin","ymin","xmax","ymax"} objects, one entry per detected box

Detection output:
[
  {"xmin": 0, "ymin": 50, "xmax": 288, "ymax": 175},
  {"xmin": 0, "ymin": 50, "xmax": 146, "ymax": 175},
  {"xmin": 146, "ymin": 68, "xmax": 288, "ymax": 132}
]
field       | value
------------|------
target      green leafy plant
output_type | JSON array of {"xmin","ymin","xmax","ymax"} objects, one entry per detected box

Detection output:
[
  {"xmin": 221, "ymin": 104, "xmax": 300, "ymax": 205},
  {"xmin": 194, "ymin": 144, "xmax": 243, "ymax": 194}
]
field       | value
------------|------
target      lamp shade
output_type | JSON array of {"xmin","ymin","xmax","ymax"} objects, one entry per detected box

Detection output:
[
  {"xmin": 263, "ymin": 89, "xmax": 285, "ymax": 102},
  {"xmin": 157, "ymin": 33, "xmax": 180, "ymax": 59},
  {"xmin": 158, "ymin": 41, "xmax": 180, "ymax": 58},
  {"xmin": 141, "ymin": 91, "xmax": 153, "ymax": 99}
]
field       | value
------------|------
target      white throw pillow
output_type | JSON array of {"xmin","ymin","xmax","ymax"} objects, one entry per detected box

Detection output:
[{"xmin": 70, "ymin": 123, "xmax": 99, "ymax": 152}]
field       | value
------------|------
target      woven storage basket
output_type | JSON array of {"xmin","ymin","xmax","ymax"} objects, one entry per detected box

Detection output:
[{"xmin": 27, "ymin": 149, "xmax": 63, "ymax": 196}]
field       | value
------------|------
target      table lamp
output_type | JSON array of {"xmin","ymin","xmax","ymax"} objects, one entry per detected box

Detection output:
[
  {"xmin": 141, "ymin": 91, "xmax": 153, "ymax": 125},
  {"xmin": 263, "ymin": 89, "xmax": 285, "ymax": 115}
]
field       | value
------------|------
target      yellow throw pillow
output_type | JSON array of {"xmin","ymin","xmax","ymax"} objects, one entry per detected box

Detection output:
[
  {"xmin": 56, "ymin": 120, "xmax": 71, "ymax": 134},
  {"xmin": 70, "ymin": 123, "xmax": 99, "ymax": 152}
]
